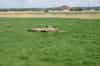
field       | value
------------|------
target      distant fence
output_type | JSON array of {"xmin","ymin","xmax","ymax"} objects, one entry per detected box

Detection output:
[
  {"xmin": 48, "ymin": 11, "xmax": 100, "ymax": 15},
  {"xmin": 0, "ymin": 11, "xmax": 100, "ymax": 19},
  {"xmin": 0, "ymin": 11, "xmax": 100, "ymax": 15}
]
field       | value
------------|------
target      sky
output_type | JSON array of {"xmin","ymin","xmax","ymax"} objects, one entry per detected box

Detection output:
[{"xmin": 0, "ymin": 0, "xmax": 100, "ymax": 8}]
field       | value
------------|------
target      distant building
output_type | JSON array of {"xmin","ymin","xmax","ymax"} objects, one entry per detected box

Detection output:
[{"xmin": 48, "ymin": 5, "xmax": 71, "ymax": 13}]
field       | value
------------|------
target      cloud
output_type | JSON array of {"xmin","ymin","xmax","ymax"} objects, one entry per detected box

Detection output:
[
  {"xmin": 80, "ymin": 0, "xmax": 96, "ymax": 2},
  {"xmin": 0, "ymin": 0, "xmax": 100, "ymax": 8},
  {"xmin": 31, "ymin": 0, "xmax": 48, "ymax": 3},
  {"xmin": 0, "ymin": 0, "xmax": 23, "ymax": 8}
]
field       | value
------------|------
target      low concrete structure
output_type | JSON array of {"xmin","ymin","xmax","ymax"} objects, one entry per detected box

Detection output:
[{"xmin": 28, "ymin": 26, "xmax": 64, "ymax": 32}]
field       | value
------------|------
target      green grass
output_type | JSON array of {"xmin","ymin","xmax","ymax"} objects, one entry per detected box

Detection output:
[{"xmin": 0, "ymin": 18, "xmax": 100, "ymax": 66}]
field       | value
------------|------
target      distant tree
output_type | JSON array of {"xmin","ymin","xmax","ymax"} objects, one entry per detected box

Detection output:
[
  {"xmin": 71, "ymin": 7, "xmax": 82, "ymax": 11},
  {"xmin": 44, "ymin": 9, "xmax": 49, "ymax": 13}
]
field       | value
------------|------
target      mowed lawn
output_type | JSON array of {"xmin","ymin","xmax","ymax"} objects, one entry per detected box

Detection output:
[{"xmin": 0, "ymin": 18, "xmax": 100, "ymax": 66}]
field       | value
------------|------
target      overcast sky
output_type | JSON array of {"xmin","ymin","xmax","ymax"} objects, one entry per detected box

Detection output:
[{"xmin": 0, "ymin": 0, "xmax": 100, "ymax": 8}]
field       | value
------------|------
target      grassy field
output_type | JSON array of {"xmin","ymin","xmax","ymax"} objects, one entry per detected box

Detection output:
[{"xmin": 0, "ymin": 18, "xmax": 100, "ymax": 66}]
